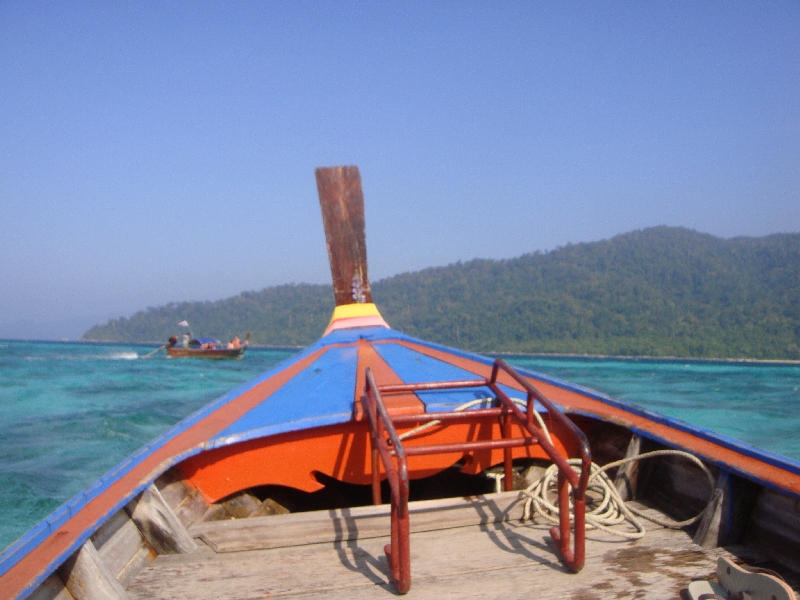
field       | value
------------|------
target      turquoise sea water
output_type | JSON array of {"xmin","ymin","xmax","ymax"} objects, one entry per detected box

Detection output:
[
  {"xmin": 0, "ymin": 340, "xmax": 296, "ymax": 553},
  {"xmin": 504, "ymin": 355, "xmax": 800, "ymax": 459},
  {"xmin": 1, "ymin": 340, "xmax": 798, "ymax": 552}
]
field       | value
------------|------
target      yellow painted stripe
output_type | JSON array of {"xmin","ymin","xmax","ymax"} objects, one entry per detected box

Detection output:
[{"xmin": 330, "ymin": 302, "xmax": 384, "ymax": 321}]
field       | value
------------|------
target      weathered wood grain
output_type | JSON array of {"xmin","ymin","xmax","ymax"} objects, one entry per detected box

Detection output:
[
  {"xmin": 127, "ymin": 484, "xmax": 197, "ymax": 555},
  {"xmin": 250, "ymin": 496, "xmax": 291, "ymax": 517},
  {"xmin": 190, "ymin": 492, "xmax": 525, "ymax": 553},
  {"xmin": 58, "ymin": 540, "xmax": 130, "ymax": 600},
  {"xmin": 694, "ymin": 471, "xmax": 727, "ymax": 548},
  {"xmin": 153, "ymin": 472, "xmax": 191, "ymax": 510},
  {"xmin": 128, "ymin": 512, "xmax": 766, "ymax": 600},
  {"xmin": 643, "ymin": 452, "xmax": 717, "ymax": 522},
  {"xmin": 91, "ymin": 511, "xmax": 150, "ymax": 580},
  {"xmin": 219, "ymin": 491, "xmax": 262, "ymax": 518},
  {"xmin": 614, "ymin": 433, "xmax": 641, "ymax": 501},
  {"xmin": 746, "ymin": 487, "xmax": 800, "ymax": 573},
  {"xmin": 315, "ymin": 166, "xmax": 372, "ymax": 307},
  {"xmin": 26, "ymin": 574, "xmax": 75, "ymax": 600},
  {"xmin": 155, "ymin": 470, "xmax": 210, "ymax": 528},
  {"xmin": 171, "ymin": 487, "xmax": 209, "ymax": 528},
  {"xmin": 115, "ymin": 545, "xmax": 156, "ymax": 589}
]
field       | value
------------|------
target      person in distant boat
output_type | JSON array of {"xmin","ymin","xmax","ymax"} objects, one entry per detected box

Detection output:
[
  {"xmin": 230, "ymin": 336, "xmax": 242, "ymax": 348},
  {"xmin": 182, "ymin": 334, "xmax": 190, "ymax": 348},
  {"xmin": 168, "ymin": 336, "xmax": 177, "ymax": 348}
]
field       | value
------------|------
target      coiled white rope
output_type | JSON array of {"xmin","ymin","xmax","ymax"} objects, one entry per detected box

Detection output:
[
  {"xmin": 396, "ymin": 395, "xmax": 716, "ymax": 541},
  {"xmin": 520, "ymin": 449, "xmax": 716, "ymax": 540}
]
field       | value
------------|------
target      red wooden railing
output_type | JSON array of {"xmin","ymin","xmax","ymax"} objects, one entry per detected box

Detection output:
[{"xmin": 363, "ymin": 358, "xmax": 591, "ymax": 594}]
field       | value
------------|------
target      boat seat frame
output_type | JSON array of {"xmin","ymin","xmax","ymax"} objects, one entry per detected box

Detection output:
[{"xmin": 363, "ymin": 358, "xmax": 592, "ymax": 594}]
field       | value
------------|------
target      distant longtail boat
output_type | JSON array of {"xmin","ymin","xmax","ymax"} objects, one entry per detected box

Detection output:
[{"xmin": 165, "ymin": 333, "xmax": 249, "ymax": 359}]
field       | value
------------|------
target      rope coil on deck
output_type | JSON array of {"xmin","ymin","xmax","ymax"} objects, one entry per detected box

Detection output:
[
  {"xmin": 520, "ymin": 450, "xmax": 716, "ymax": 540},
  {"xmin": 396, "ymin": 396, "xmax": 717, "ymax": 542}
]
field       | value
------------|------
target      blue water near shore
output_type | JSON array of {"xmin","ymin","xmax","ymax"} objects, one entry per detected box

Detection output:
[{"xmin": 1, "ymin": 340, "xmax": 798, "ymax": 552}]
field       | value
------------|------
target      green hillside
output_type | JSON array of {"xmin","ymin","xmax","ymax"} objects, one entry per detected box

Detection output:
[{"xmin": 83, "ymin": 227, "xmax": 800, "ymax": 359}]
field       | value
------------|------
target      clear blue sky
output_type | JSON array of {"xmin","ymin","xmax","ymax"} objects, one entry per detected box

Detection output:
[{"xmin": 1, "ymin": 2, "xmax": 798, "ymax": 339}]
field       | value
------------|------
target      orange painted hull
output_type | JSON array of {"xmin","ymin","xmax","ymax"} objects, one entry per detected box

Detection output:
[{"xmin": 179, "ymin": 417, "xmax": 581, "ymax": 503}]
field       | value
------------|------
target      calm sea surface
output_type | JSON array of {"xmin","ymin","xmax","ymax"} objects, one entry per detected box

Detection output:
[{"xmin": 1, "ymin": 340, "xmax": 798, "ymax": 551}]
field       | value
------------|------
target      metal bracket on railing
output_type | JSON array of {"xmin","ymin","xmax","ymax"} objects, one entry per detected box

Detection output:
[{"xmin": 363, "ymin": 359, "xmax": 591, "ymax": 594}]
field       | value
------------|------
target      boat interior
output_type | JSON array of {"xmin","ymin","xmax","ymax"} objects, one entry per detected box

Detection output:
[{"xmin": 26, "ymin": 412, "xmax": 800, "ymax": 600}]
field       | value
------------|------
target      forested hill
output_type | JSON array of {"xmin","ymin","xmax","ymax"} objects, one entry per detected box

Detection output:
[{"xmin": 83, "ymin": 227, "xmax": 800, "ymax": 359}]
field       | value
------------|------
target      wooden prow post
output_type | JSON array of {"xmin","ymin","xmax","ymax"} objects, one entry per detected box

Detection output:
[
  {"xmin": 315, "ymin": 166, "xmax": 389, "ymax": 334},
  {"xmin": 316, "ymin": 166, "xmax": 372, "ymax": 306}
]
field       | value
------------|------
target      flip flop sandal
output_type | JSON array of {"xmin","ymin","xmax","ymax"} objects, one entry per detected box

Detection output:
[{"xmin": 716, "ymin": 556, "xmax": 796, "ymax": 600}]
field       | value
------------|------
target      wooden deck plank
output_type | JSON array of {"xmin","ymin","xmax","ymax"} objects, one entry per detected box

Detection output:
[
  {"xmin": 190, "ymin": 492, "xmax": 525, "ymax": 553},
  {"xmin": 126, "ymin": 498, "xmax": 766, "ymax": 600}
]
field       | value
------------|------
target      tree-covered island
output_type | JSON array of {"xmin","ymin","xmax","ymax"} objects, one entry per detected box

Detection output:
[{"xmin": 83, "ymin": 227, "xmax": 800, "ymax": 360}]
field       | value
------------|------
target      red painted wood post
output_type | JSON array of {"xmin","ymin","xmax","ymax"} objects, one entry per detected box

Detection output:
[{"xmin": 315, "ymin": 166, "xmax": 373, "ymax": 307}]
